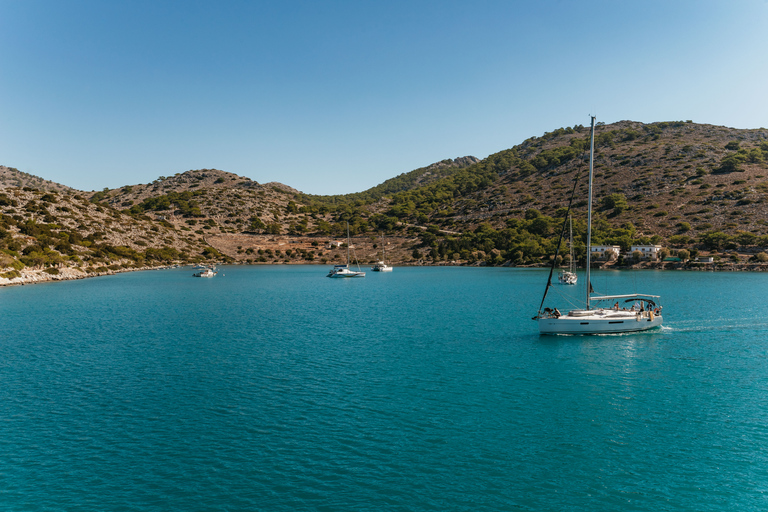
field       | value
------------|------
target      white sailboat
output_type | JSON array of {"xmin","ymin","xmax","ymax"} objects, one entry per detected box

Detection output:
[
  {"xmin": 371, "ymin": 239, "xmax": 393, "ymax": 272},
  {"xmin": 327, "ymin": 223, "xmax": 366, "ymax": 278},
  {"xmin": 193, "ymin": 266, "xmax": 217, "ymax": 277},
  {"xmin": 558, "ymin": 214, "xmax": 577, "ymax": 285},
  {"xmin": 536, "ymin": 116, "xmax": 663, "ymax": 335}
]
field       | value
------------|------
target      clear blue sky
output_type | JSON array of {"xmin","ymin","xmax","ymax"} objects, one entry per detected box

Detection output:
[{"xmin": 1, "ymin": 0, "xmax": 767, "ymax": 195}]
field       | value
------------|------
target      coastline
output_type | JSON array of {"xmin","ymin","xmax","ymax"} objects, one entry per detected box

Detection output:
[
  {"xmin": 0, "ymin": 264, "xmax": 181, "ymax": 287},
  {"xmin": 4, "ymin": 258, "xmax": 768, "ymax": 289}
]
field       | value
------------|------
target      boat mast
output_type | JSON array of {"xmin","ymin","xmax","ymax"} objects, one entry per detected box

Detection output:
[
  {"xmin": 585, "ymin": 116, "xmax": 596, "ymax": 309},
  {"xmin": 569, "ymin": 214, "xmax": 574, "ymax": 273},
  {"xmin": 346, "ymin": 222, "xmax": 350, "ymax": 266}
]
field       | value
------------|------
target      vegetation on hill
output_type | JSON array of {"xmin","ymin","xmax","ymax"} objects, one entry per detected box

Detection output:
[
  {"xmin": 0, "ymin": 166, "xmax": 76, "ymax": 194},
  {"xmin": 3, "ymin": 119, "xmax": 768, "ymax": 278},
  {"xmin": 296, "ymin": 156, "xmax": 479, "ymax": 206},
  {"xmin": 0, "ymin": 187, "xmax": 222, "ymax": 280}
]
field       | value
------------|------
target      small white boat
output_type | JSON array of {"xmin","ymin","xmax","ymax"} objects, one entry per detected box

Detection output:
[
  {"xmin": 328, "ymin": 264, "xmax": 365, "ymax": 278},
  {"xmin": 327, "ymin": 223, "xmax": 365, "ymax": 278},
  {"xmin": 558, "ymin": 271, "xmax": 577, "ymax": 285},
  {"xmin": 371, "ymin": 261, "xmax": 393, "ymax": 272},
  {"xmin": 535, "ymin": 116, "xmax": 663, "ymax": 335},
  {"xmin": 193, "ymin": 268, "xmax": 216, "ymax": 278},
  {"xmin": 371, "ymin": 239, "xmax": 394, "ymax": 272}
]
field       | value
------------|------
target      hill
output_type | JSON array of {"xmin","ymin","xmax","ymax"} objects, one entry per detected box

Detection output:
[
  {"xmin": 0, "ymin": 187, "xmax": 215, "ymax": 285},
  {"xmin": 347, "ymin": 120, "xmax": 768, "ymax": 265},
  {"xmin": 296, "ymin": 156, "xmax": 480, "ymax": 205},
  {"xmin": 451, "ymin": 120, "xmax": 768, "ymax": 237},
  {"xmin": 0, "ymin": 166, "xmax": 77, "ymax": 194},
  {"xmin": 3, "ymin": 119, "xmax": 768, "ymax": 283}
]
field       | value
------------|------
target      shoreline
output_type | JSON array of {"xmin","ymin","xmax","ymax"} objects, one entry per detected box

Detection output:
[
  {"xmin": 3, "ymin": 259, "xmax": 768, "ymax": 288},
  {"xmin": 0, "ymin": 264, "xmax": 182, "ymax": 288}
]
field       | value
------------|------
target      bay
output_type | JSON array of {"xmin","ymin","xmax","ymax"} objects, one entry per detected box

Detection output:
[{"xmin": 1, "ymin": 266, "xmax": 768, "ymax": 511}]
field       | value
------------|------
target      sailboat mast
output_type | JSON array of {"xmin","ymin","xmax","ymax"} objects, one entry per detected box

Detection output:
[
  {"xmin": 569, "ymin": 214, "xmax": 574, "ymax": 273},
  {"xmin": 585, "ymin": 116, "xmax": 596, "ymax": 309},
  {"xmin": 346, "ymin": 222, "xmax": 350, "ymax": 265}
]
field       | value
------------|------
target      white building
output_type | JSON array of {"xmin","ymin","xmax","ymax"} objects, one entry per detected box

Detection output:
[
  {"xmin": 591, "ymin": 245, "xmax": 621, "ymax": 260},
  {"xmin": 629, "ymin": 245, "xmax": 663, "ymax": 261}
]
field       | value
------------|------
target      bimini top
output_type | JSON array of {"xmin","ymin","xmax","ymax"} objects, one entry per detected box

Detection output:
[{"xmin": 591, "ymin": 294, "xmax": 661, "ymax": 301}]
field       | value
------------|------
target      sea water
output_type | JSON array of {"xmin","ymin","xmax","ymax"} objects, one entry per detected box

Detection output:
[{"xmin": 1, "ymin": 266, "xmax": 768, "ymax": 511}]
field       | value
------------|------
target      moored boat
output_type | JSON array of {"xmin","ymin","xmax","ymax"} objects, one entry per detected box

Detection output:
[
  {"xmin": 327, "ymin": 223, "xmax": 365, "ymax": 278},
  {"xmin": 371, "ymin": 261, "xmax": 393, "ymax": 272},
  {"xmin": 193, "ymin": 268, "xmax": 217, "ymax": 278},
  {"xmin": 371, "ymin": 236, "xmax": 394, "ymax": 272}
]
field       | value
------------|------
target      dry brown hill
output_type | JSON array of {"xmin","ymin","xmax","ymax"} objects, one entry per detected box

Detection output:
[
  {"xmin": 441, "ymin": 121, "xmax": 768, "ymax": 240},
  {"xmin": 95, "ymin": 169, "xmax": 305, "ymax": 237},
  {"xmin": 0, "ymin": 187, "xmax": 214, "ymax": 285},
  {"xmin": 82, "ymin": 122, "xmax": 768, "ymax": 265},
  {"xmin": 4, "ymin": 120, "xmax": 768, "ymax": 279},
  {"xmin": 0, "ymin": 165, "xmax": 78, "ymax": 194}
]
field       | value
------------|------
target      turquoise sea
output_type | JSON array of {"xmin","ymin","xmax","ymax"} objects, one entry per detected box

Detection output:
[{"xmin": 2, "ymin": 265, "xmax": 768, "ymax": 511}]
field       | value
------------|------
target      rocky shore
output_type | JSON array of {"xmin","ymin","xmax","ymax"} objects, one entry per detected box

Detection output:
[{"xmin": 0, "ymin": 264, "xmax": 180, "ymax": 287}]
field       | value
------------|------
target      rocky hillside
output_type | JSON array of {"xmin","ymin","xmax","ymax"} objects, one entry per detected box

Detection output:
[
  {"xmin": 445, "ymin": 120, "xmax": 768, "ymax": 239},
  {"xmin": 352, "ymin": 120, "xmax": 768, "ymax": 264},
  {"xmin": 3, "ymin": 120, "xmax": 768, "ymax": 281},
  {"xmin": 0, "ymin": 187, "xmax": 215, "ymax": 285},
  {"xmin": 0, "ymin": 166, "xmax": 76, "ymax": 194}
]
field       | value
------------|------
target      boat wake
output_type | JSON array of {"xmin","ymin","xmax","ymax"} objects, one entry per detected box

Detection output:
[{"xmin": 661, "ymin": 319, "xmax": 768, "ymax": 334}]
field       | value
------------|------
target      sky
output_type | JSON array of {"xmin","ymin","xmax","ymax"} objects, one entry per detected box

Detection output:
[{"xmin": 1, "ymin": 0, "xmax": 767, "ymax": 195}]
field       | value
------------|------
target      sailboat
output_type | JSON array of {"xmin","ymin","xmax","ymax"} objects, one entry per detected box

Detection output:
[
  {"xmin": 558, "ymin": 214, "xmax": 577, "ymax": 285},
  {"xmin": 535, "ymin": 116, "xmax": 663, "ymax": 335},
  {"xmin": 192, "ymin": 267, "xmax": 217, "ymax": 278},
  {"xmin": 371, "ymin": 238, "xmax": 393, "ymax": 272},
  {"xmin": 327, "ymin": 223, "xmax": 366, "ymax": 278}
]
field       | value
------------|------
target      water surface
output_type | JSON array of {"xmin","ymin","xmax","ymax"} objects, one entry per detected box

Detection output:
[{"xmin": 1, "ymin": 266, "xmax": 767, "ymax": 511}]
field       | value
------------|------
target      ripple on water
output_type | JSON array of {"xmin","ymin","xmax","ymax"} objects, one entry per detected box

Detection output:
[{"xmin": 1, "ymin": 267, "xmax": 768, "ymax": 511}]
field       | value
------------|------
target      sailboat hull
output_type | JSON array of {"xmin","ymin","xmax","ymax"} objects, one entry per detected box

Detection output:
[
  {"xmin": 327, "ymin": 265, "xmax": 365, "ymax": 278},
  {"xmin": 539, "ymin": 311, "xmax": 662, "ymax": 335},
  {"xmin": 328, "ymin": 270, "xmax": 366, "ymax": 278}
]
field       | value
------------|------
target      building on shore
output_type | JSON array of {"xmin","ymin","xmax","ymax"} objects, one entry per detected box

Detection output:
[
  {"xmin": 629, "ymin": 245, "xmax": 663, "ymax": 261},
  {"xmin": 591, "ymin": 245, "xmax": 621, "ymax": 260}
]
